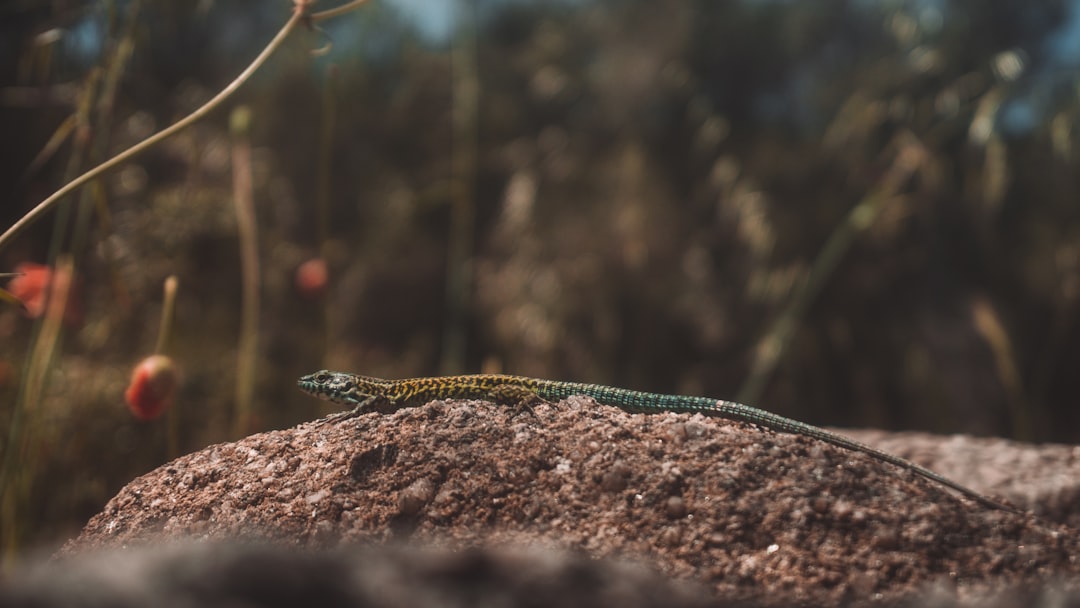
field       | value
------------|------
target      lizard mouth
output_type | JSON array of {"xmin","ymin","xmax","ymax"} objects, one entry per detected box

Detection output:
[
  {"xmin": 297, "ymin": 370, "xmax": 363, "ymax": 405},
  {"xmin": 297, "ymin": 371, "xmax": 335, "ymax": 400}
]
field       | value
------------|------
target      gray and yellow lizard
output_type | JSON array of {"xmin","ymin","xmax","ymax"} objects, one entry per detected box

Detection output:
[{"xmin": 298, "ymin": 370, "xmax": 1020, "ymax": 513}]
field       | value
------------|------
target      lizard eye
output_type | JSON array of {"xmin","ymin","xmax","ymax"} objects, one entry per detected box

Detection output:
[{"xmin": 314, "ymin": 371, "xmax": 332, "ymax": 384}]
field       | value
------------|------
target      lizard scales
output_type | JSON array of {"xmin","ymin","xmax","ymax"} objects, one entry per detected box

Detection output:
[{"xmin": 297, "ymin": 370, "xmax": 1018, "ymax": 513}]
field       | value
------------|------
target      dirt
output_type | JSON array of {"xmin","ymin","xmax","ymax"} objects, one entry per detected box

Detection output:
[{"xmin": 61, "ymin": 397, "xmax": 1080, "ymax": 606}]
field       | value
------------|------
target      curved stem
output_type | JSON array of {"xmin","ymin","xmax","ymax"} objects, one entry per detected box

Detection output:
[
  {"xmin": 0, "ymin": 6, "xmax": 307, "ymax": 254},
  {"xmin": 312, "ymin": 0, "xmax": 371, "ymax": 22}
]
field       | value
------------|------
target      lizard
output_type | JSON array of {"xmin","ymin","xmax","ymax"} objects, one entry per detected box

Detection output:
[{"xmin": 297, "ymin": 370, "xmax": 1020, "ymax": 514}]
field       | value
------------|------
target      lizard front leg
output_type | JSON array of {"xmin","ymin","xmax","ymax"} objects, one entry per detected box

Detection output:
[{"xmin": 321, "ymin": 395, "xmax": 395, "ymax": 424}]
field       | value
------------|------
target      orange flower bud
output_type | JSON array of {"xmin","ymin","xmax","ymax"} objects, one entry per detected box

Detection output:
[
  {"xmin": 124, "ymin": 355, "xmax": 180, "ymax": 421},
  {"xmin": 295, "ymin": 257, "xmax": 328, "ymax": 299}
]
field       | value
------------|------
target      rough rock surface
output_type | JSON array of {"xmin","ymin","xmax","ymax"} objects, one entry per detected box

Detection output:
[{"xmin": 62, "ymin": 397, "xmax": 1080, "ymax": 606}]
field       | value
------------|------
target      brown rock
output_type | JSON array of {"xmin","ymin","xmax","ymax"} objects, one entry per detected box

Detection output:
[{"xmin": 62, "ymin": 396, "xmax": 1080, "ymax": 605}]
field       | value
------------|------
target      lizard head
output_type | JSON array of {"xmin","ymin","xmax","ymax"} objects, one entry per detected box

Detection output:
[{"xmin": 297, "ymin": 370, "xmax": 367, "ymax": 405}]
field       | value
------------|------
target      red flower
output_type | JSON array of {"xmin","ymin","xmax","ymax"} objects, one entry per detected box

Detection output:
[
  {"xmin": 124, "ymin": 355, "xmax": 180, "ymax": 421},
  {"xmin": 295, "ymin": 257, "xmax": 328, "ymax": 299},
  {"xmin": 6, "ymin": 262, "xmax": 82, "ymax": 326}
]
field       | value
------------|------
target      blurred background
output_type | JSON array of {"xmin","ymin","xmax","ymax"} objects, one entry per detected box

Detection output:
[{"xmin": 1, "ymin": 0, "xmax": 1079, "ymax": 554}]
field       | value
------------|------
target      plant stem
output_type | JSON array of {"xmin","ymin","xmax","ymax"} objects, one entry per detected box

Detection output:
[{"xmin": 0, "ymin": 4, "xmax": 308, "ymax": 253}]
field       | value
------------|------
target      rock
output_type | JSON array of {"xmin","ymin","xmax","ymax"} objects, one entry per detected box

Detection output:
[{"xmin": 59, "ymin": 397, "xmax": 1080, "ymax": 605}]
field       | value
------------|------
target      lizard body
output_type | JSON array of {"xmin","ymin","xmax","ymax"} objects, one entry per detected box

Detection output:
[{"xmin": 297, "ymin": 370, "xmax": 1018, "ymax": 513}]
